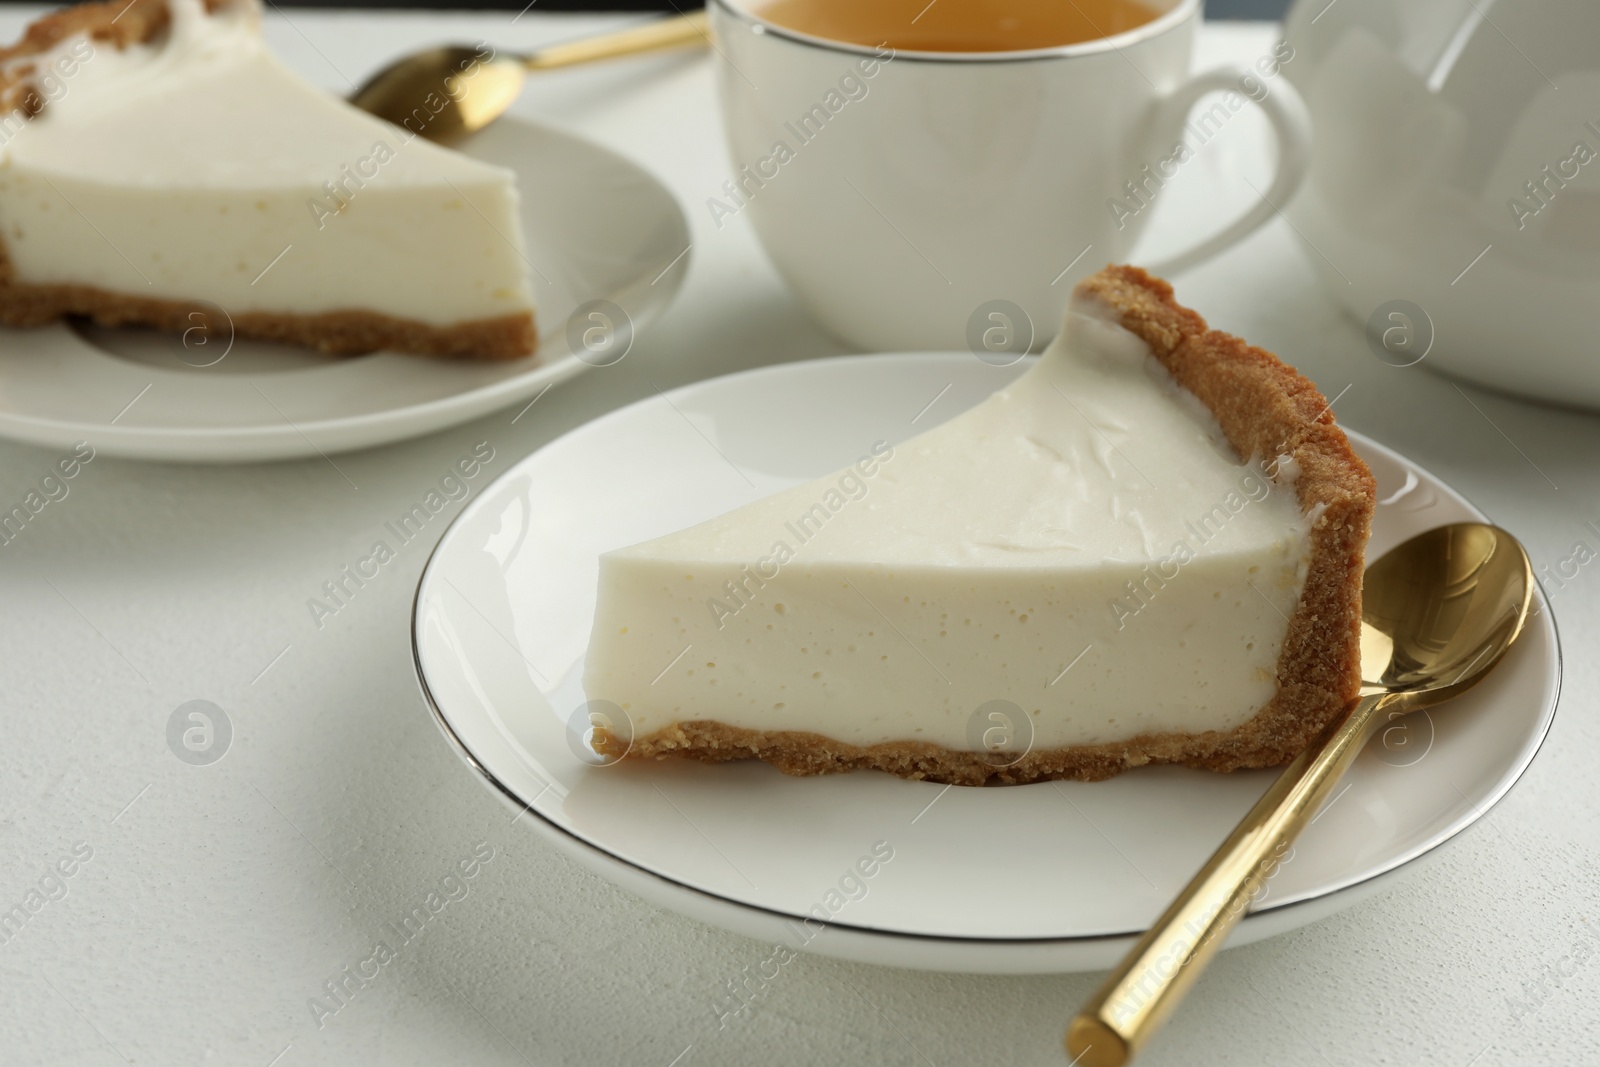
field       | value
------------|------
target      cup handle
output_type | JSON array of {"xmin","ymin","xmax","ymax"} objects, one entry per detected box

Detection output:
[{"xmin": 1135, "ymin": 66, "xmax": 1312, "ymax": 277}]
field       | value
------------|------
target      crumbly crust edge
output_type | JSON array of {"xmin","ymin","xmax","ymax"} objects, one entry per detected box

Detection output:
[
  {"xmin": 596, "ymin": 265, "xmax": 1376, "ymax": 785},
  {"xmin": 0, "ymin": 258, "xmax": 539, "ymax": 360}
]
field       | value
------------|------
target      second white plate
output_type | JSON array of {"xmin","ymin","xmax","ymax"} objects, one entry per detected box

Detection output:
[
  {"xmin": 413, "ymin": 353, "xmax": 1561, "ymax": 974},
  {"xmin": 0, "ymin": 117, "xmax": 689, "ymax": 463}
]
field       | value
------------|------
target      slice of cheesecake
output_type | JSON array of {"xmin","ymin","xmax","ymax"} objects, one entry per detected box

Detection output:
[
  {"xmin": 0, "ymin": 0, "xmax": 536, "ymax": 359},
  {"xmin": 584, "ymin": 267, "xmax": 1375, "ymax": 785}
]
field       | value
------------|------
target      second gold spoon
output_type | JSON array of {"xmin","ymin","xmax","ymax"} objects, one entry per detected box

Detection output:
[{"xmin": 350, "ymin": 11, "xmax": 710, "ymax": 143}]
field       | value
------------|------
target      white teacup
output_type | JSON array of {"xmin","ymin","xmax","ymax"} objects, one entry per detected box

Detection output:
[{"xmin": 707, "ymin": 0, "xmax": 1312, "ymax": 352}]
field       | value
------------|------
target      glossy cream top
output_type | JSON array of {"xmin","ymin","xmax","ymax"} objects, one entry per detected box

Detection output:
[
  {"xmin": 5, "ymin": 0, "xmax": 495, "ymax": 186},
  {"xmin": 622, "ymin": 309, "xmax": 1304, "ymax": 570}
]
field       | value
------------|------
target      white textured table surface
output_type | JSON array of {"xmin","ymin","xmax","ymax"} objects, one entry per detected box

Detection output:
[{"xmin": 2, "ymin": 8, "xmax": 1598, "ymax": 1067}]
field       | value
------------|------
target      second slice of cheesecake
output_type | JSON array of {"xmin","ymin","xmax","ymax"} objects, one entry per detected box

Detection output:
[{"xmin": 0, "ymin": 0, "xmax": 537, "ymax": 359}]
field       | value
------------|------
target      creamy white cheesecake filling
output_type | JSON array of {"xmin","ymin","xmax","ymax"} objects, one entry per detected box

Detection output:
[
  {"xmin": 0, "ymin": 0, "xmax": 534, "ymax": 327},
  {"xmin": 584, "ymin": 308, "xmax": 1311, "ymax": 752}
]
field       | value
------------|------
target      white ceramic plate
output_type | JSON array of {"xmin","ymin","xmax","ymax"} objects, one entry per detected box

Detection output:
[
  {"xmin": 412, "ymin": 353, "xmax": 1561, "ymax": 974},
  {"xmin": 0, "ymin": 118, "xmax": 689, "ymax": 463}
]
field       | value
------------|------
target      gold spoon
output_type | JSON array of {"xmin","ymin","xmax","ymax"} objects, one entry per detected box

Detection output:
[
  {"xmin": 349, "ymin": 11, "xmax": 710, "ymax": 144},
  {"xmin": 1067, "ymin": 522, "xmax": 1533, "ymax": 1066}
]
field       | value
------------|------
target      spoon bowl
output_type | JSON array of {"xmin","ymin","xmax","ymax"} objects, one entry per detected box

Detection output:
[
  {"xmin": 350, "ymin": 47, "xmax": 526, "ymax": 144},
  {"xmin": 1362, "ymin": 523, "xmax": 1533, "ymax": 701}
]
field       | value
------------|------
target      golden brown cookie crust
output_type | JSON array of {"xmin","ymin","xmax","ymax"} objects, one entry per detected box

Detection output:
[
  {"xmin": 0, "ymin": 252, "xmax": 538, "ymax": 359},
  {"xmin": 0, "ymin": 0, "xmax": 538, "ymax": 361},
  {"xmin": 596, "ymin": 265, "xmax": 1376, "ymax": 785}
]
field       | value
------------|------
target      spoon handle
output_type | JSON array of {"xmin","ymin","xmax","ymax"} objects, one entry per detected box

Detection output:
[
  {"xmin": 522, "ymin": 11, "xmax": 711, "ymax": 72},
  {"xmin": 1065, "ymin": 690, "xmax": 1394, "ymax": 1066}
]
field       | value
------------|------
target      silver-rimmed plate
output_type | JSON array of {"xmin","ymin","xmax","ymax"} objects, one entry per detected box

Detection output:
[
  {"xmin": 0, "ymin": 117, "xmax": 689, "ymax": 463},
  {"xmin": 412, "ymin": 353, "xmax": 1560, "ymax": 974}
]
